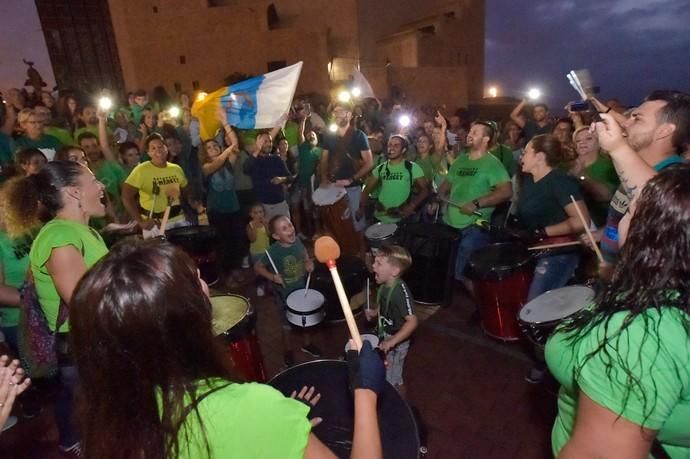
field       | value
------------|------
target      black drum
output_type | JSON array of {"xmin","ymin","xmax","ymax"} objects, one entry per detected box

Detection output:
[
  {"xmin": 269, "ymin": 360, "xmax": 420, "ymax": 459},
  {"xmin": 398, "ymin": 223, "xmax": 458, "ymax": 306},
  {"xmin": 312, "ymin": 255, "xmax": 368, "ymax": 323},
  {"xmin": 166, "ymin": 225, "xmax": 218, "ymax": 286}
]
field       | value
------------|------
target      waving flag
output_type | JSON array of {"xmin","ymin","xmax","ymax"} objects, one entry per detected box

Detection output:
[
  {"xmin": 192, "ymin": 61, "xmax": 303, "ymax": 140},
  {"xmin": 351, "ymin": 69, "xmax": 376, "ymax": 99}
]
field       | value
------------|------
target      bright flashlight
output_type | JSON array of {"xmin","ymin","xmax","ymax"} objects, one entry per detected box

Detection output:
[
  {"xmin": 527, "ymin": 88, "xmax": 542, "ymax": 100},
  {"xmin": 98, "ymin": 96, "xmax": 112, "ymax": 111},
  {"xmin": 328, "ymin": 123, "xmax": 338, "ymax": 133},
  {"xmin": 351, "ymin": 86, "xmax": 361, "ymax": 98},
  {"xmin": 488, "ymin": 86, "xmax": 498, "ymax": 98},
  {"xmin": 337, "ymin": 90, "xmax": 351, "ymax": 103},
  {"xmin": 196, "ymin": 91, "xmax": 208, "ymax": 102},
  {"xmin": 398, "ymin": 115, "xmax": 411, "ymax": 128},
  {"xmin": 168, "ymin": 106, "xmax": 181, "ymax": 118}
]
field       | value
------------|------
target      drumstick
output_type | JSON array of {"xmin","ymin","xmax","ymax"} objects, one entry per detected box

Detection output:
[
  {"xmin": 304, "ymin": 271, "xmax": 312, "ymax": 297},
  {"xmin": 569, "ymin": 195, "xmax": 605, "ymax": 264},
  {"xmin": 439, "ymin": 197, "xmax": 482, "ymax": 217},
  {"xmin": 314, "ymin": 236, "xmax": 363, "ymax": 351},
  {"xmin": 159, "ymin": 205, "xmax": 172, "ymax": 235},
  {"xmin": 264, "ymin": 249, "xmax": 285, "ymax": 287},
  {"xmin": 528, "ymin": 241, "xmax": 582, "ymax": 251}
]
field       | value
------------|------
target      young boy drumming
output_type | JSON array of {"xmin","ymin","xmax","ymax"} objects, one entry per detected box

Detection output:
[
  {"xmin": 254, "ymin": 215, "xmax": 322, "ymax": 366},
  {"xmin": 366, "ymin": 245, "xmax": 418, "ymax": 395}
]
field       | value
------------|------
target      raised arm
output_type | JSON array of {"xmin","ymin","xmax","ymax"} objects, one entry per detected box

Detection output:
[
  {"xmin": 589, "ymin": 96, "xmax": 628, "ymax": 127},
  {"xmin": 97, "ymin": 109, "xmax": 117, "ymax": 162},
  {"xmin": 510, "ymin": 99, "xmax": 528, "ymax": 129}
]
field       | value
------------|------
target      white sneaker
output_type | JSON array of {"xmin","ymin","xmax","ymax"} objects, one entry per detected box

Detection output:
[
  {"xmin": 241, "ymin": 256, "xmax": 250, "ymax": 269},
  {"xmin": 256, "ymin": 285, "xmax": 265, "ymax": 297}
]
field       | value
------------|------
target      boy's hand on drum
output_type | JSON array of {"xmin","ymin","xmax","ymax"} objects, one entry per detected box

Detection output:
[
  {"xmin": 365, "ymin": 309, "xmax": 378, "ymax": 321},
  {"xmin": 291, "ymin": 385, "xmax": 323, "ymax": 427},
  {"xmin": 346, "ymin": 341, "xmax": 386, "ymax": 396},
  {"xmin": 305, "ymin": 259, "xmax": 314, "ymax": 273}
]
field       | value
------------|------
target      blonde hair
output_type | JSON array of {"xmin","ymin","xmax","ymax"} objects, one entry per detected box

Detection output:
[
  {"xmin": 17, "ymin": 108, "xmax": 35, "ymax": 125},
  {"xmin": 377, "ymin": 245, "xmax": 412, "ymax": 275}
]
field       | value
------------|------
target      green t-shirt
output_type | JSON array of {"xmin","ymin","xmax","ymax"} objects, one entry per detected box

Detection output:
[
  {"xmin": 206, "ymin": 166, "xmax": 239, "ymax": 214},
  {"xmin": 442, "ymin": 152, "xmax": 510, "ymax": 229},
  {"xmin": 11, "ymin": 134, "xmax": 62, "ymax": 159},
  {"xmin": 174, "ymin": 379, "xmax": 311, "ymax": 458},
  {"xmin": 44, "ymin": 126, "xmax": 75, "ymax": 147},
  {"xmin": 94, "ymin": 160, "xmax": 128, "ymax": 210},
  {"xmin": 0, "ymin": 232, "xmax": 32, "ymax": 327},
  {"xmin": 415, "ymin": 154, "xmax": 442, "ymax": 182},
  {"xmin": 516, "ymin": 168, "xmax": 583, "ymax": 231},
  {"xmin": 488, "ymin": 143, "xmax": 517, "ymax": 176},
  {"xmin": 372, "ymin": 160, "xmax": 424, "ymax": 224},
  {"xmin": 260, "ymin": 240, "xmax": 307, "ymax": 297},
  {"xmin": 546, "ymin": 308, "xmax": 690, "ymax": 458},
  {"xmin": 296, "ymin": 142, "xmax": 321, "ymax": 187},
  {"xmin": 30, "ymin": 219, "xmax": 109, "ymax": 332},
  {"xmin": 584, "ymin": 153, "xmax": 620, "ymax": 227},
  {"xmin": 375, "ymin": 280, "xmax": 415, "ymax": 337},
  {"xmin": 125, "ymin": 161, "xmax": 188, "ymax": 215}
]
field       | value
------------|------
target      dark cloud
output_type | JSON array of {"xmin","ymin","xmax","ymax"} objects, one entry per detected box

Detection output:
[{"xmin": 486, "ymin": 0, "xmax": 690, "ymax": 111}]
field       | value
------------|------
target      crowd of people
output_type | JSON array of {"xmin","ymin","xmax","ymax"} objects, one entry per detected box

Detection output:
[{"xmin": 0, "ymin": 80, "xmax": 688, "ymax": 458}]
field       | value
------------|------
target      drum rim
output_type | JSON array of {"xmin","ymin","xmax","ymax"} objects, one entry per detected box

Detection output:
[
  {"xmin": 518, "ymin": 285, "xmax": 594, "ymax": 324},
  {"xmin": 312, "ymin": 186, "xmax": 346, "ymax": 205},
  {"xmin": 468, "ymin": 241, "xmax": 533, "ymax": 274},
  {"xmin": 365, "ymin": 222, "xmax": 399, "ymax": 240},
  {"xmin": 210, "ymin": 293, "xmax": 252, "ymax": 334}
]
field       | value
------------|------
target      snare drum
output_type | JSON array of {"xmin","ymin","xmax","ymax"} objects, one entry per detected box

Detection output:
[
  {"xmin": 269, "ymin": 360, "xmax": 420, "ymax": 459},
  {"xmin": 468, "ymin": 242, "xmax": 534, "ymax": 341},
  {"xmin": 365, "ymin": 223, "xmax": 398, "ymax": 253},
  {"xmin": 167, "ymin": 225, "xmax": 218, "ymax": 286},
  {"xmin": 211, "ymin": 295, "xmax": 266, "ymax": 382},
  {"xmin": 285, "ymin": 289, "xmax": 326, "ymax": 328},
  {"xmin": 518, "ymin": 285, "xmax": 593, "ymax": 347},
  {"xmin": 313, "ymin": 186, "xmax": 359, "ymax": 257}
]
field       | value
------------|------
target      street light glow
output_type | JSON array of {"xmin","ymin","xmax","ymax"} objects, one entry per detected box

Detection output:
[
  {"xmin": 351, "ymin": 86, "xmax": 361, "ymax": 97},
  {"xmin": 488, "ymin": 86, "xmax": 498, "ymax": 98},
  {"xmin": 337, "ymin": 90, "xmax": 351, "ymax": 103},
  {"xmin": 398, "ymin": 115, "xmax": 411, "ymax": 127},
  {"xmin": 527, "ymin": 88, "xmax": 542, "ymax": 100},
  {"xmin": 98, "ymin": 96, "xmax": 112, "ymax": 111}
]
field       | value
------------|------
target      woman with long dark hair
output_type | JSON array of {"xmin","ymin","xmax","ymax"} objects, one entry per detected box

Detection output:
[
  {"xmin": 1, "ymin": 161, "xmax": 109, "ymax": 456},
  {"xmin": 547, "ymin": 163, "xmax": 690, "ymax": 458},
  {"xmin": 70, "ymin": 240, "xmax": 385, "ymax": 458}
]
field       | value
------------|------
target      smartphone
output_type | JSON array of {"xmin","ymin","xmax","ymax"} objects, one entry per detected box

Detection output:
[{"xmin": 570, "ymin": 101, "xmax": 589, "ymax": 112}]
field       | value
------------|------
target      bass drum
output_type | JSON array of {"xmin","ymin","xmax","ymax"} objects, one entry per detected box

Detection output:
[
  {"xmin": 398, "ymin": 223, "xmax": 458, "ymax": 306},
  {"xmin": 166, "ymin": 225, "xmax": 218, "ymax": 286},
  {"xmin": 269, "ymin": 360, "xmax": 420, "ymax": 459}
]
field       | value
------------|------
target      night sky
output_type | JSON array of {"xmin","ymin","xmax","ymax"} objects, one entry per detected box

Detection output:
[{"xmin": 486, "ymin": 0, "xmax": 690, "ymax": 113}]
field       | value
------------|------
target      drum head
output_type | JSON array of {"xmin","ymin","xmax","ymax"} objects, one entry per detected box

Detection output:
[
  {"xmin": 286, "ymin": 289, "xmax": 325, "ymax": 313},
  {"xmin": 365, "ymin": 223, "xmax": 398, "ymax": 240},
  {"xmin": 519, "ymin": 285, "xmax": 594, "ymax": 324},
  {"xmin": 313, "ymin": 186, "xmax": 346, "ymax": 206},
  {"xmin": 468, "ymin": 242, "xmax": 532, "ymax": 279},
  {"xmin": 210, "ymin": 295, "xmax": 250, "ymax": 335},
  {"xmin": 344, "ymin": 334, "xmax": 379, "ymax": 352},
  {"xmin": 269, "ymin": 360, "xmax": 420, "ymax": 459}
]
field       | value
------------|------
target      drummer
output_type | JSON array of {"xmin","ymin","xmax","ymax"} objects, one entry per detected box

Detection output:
[
  {"xmin": 69, "ymin": 240, "xmax": 386, "ymax": 458},
  {"xmin": 319, "ymin": 100, "xmax": 374, "ymax": 245},
  {"xmin": 436, "ymin": 121, "xmax": 513, "ymax": 293},
  {"xmin": 121, "ymin": 133, "xmax": 195, "ymax": 232},
  {"xmin": 254, "ymin": 215, "xmax": 322, "ymax": 366},
  {"xmin": 357, "ymin": 135, "xmax": 430, "ymax": 225}
]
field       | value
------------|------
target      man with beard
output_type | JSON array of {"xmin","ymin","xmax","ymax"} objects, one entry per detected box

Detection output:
[
  {"xmin": 358, "ymin": 135, "xmax": 429, "ymax": 224},
  {"xmin": 437, "ymin": 122, "xmax": 512, "ymax": 293},
  {"xmin": 319, "ymin": 101, "xmax": 374, "ymax": 234},
  {"xmin": 510, "ymin": 100, "xmax": 554, "ymax": 142},
  {"xmin": 597, "ymin": 90, "xmax": 689, "ymax": 276},
  {"xmin": 74, "ymin": 105, "xmax": 111, "ymax": 141}
]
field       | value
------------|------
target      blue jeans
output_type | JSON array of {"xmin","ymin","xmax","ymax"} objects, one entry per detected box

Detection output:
[
  {"xmin": 454, "ymin": 225, "xmax": 490, "ymax": 281},
  {"xmin": 527, "ymin": 252, "xmax": 580, "ymax": 301},
  {"xmin": 55, "ymin": 364, "xmax": 80, "ymax": 448}
]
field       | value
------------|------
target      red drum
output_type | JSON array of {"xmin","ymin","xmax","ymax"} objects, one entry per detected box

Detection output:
[
  {"xmin": 468, "ymin": 242, "xmax": 534, "ymax": 341},
  {"xmin": 211, "ymin": 295, "xmax": 266, "ymax": 382},
  {"xmin": 313, "ymin": 186, "xmax": 360, "ymax": 257}
]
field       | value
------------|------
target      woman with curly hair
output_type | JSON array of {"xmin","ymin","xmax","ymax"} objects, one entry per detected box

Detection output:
[{"xmin": 546, "ymin": 114, "xmax": 690, "ymax": 458}]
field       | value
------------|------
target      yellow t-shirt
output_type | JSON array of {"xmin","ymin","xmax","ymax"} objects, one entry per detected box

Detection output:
[
  {"xmin": 125, "ymin": 161, "xmax": 188, "ymax": 216},
  {"xmin": 249, "ymin": 223, "xmax": 270, "ymax": 256}
]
